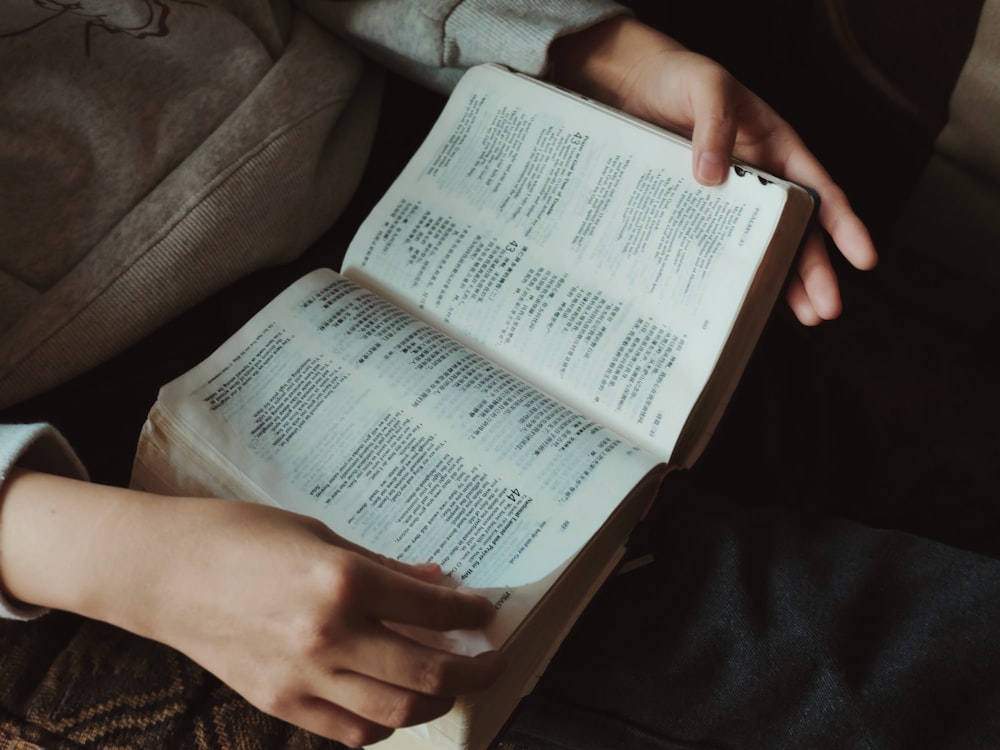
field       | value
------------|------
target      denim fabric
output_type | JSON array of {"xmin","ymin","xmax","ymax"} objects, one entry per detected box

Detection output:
[{"xmin": 504, "ymin": 481, "xmax": 1000, "ymax": 749}]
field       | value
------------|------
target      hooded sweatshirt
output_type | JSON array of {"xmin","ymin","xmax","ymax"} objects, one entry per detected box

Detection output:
[{"xmin": 0, "ymin": 0, "xmax": 626, "ymax": 617}]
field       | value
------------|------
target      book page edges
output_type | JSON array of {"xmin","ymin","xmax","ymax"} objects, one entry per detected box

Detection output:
[
  {"xmin": 367, "ymin": 465, "xmax": 666, "ymax": 750},
  {"xmin": 367, "ymin": 547, "xmax": 629, "ymax": 750},
  {"xmin": 131, "ymin": 402, "xmax": 278, "ymax": 507},
  {"xmin": 668, "ymin": 185, "xmax": 816, "ymax": 469}
]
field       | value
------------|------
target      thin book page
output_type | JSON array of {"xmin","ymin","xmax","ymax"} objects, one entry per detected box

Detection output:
[
  {"xmin": 343, "ymin": 64, "xmax": 790, "ymax": 460},
  {"xmin": 154, "ymin": 270, "xmax": 660, "ymax": 644}
]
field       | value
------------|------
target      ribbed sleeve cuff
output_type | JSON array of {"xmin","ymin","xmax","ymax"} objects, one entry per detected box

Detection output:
[
  {"xmin": 444, "ymin": 0, "xmax": 629, "ymax": 76},
  {"xmin": 0, "ymin": 423, "xmax": 88, "ymax": 620}
]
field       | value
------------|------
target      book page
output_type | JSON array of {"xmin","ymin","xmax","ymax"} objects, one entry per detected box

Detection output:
[
  {"xmin": 155, "ymin": 270, "xmax": 660, "ymax": 640},
  {"xmin": 342, "ymin": 64, "xmax": 793, "ymax": 460}
]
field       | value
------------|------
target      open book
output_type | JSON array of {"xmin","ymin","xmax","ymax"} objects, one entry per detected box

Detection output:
[{"xmin": 130, "ymin": 64, "xmax": 815, "ymax": 749}]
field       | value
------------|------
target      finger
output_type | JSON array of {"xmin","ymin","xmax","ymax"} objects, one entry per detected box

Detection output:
[
  {"xmin": 815, "ymin": 186, "xmax": 878, "ymax": 271},
  {"xmin": 310, "ymin": 535, "xmax": 493, "ymax": 629},
  {"xmin": 796, "ymin": 230, "xmax": 842, "ymax": 321},
  {"xmin": 784, "ymin": 276, "xmax": 822, "ymax": 326},
  {"xmin": 336, "ymin": 625, "xmax": 504, "ymax": 697},
  {"xmin": 357, "ymin": 560, "xmax": 495, "ymax": 632},
  {"xmin": 314, "ymin": 670, "xmax": 455, "ymax": 729},
  {"xmin": 326, "ymin": 526, "xmax": 447, "ymax": 584},
  {"xmin": 779, "ymin": 144, "xmax": 878, "ymax": 272},
  {"xmin": 274, "ymin": 694, "xmax": 395, "ymax": 748},
  {"xmin": 375, "ymin": 557, "xmax": 446, "ymax": 584},
  {"xmin": 686, "ymin": 65, "xmax": 739, "ymax": 185}
]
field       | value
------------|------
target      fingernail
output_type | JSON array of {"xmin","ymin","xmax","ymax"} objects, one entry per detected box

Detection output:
[{"xmin": 697, "ymin": 151, "xmax": 728, "ymax": 185}]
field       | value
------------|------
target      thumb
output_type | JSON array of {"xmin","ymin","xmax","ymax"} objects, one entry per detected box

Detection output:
[{"xmin": 686, "ymin": 65, "xmax": 739, "ymax": 186}]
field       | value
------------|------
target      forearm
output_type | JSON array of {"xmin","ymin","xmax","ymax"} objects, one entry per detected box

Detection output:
[
  {"xmin": 0, "ymin": 469, "xmax": 167, "ymax": 631},
  {"xmin": 549, "ymin": 14, "xmax": 876, "ymax": 321}
]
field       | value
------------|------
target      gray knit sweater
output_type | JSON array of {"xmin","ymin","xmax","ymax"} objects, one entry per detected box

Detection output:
[{"xmin": 0, "ymin": 0, "xmax": 625, "ymax": 618}]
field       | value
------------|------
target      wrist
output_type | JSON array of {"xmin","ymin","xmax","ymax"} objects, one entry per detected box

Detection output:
[{"xmin": 0, "ymin": 470, "xmax": 171, "ymax": 630}]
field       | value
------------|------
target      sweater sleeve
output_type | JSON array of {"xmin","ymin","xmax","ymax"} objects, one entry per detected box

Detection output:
[
  {"xmin": 0, "ymin": 423, "xmax": 88, "ymax": 620},
  {"xmin": 295, "ymin": 0, "xmax": 629, "ymax": 92}
]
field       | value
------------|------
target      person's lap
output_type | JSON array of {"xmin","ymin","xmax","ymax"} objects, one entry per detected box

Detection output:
[{"xmin": 506, "ymin": 472, "xmax": 1000, "ymax": 749}]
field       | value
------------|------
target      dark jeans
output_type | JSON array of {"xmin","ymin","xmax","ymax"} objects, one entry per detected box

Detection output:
[{"xmin": 505, "ymin": 483, "xmax": 1000, "ymax": 750}]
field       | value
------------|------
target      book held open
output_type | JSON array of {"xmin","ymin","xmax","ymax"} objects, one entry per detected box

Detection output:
[{"xmin": 131, "ymin": 64, "xmax": 815, "ymax": 750}]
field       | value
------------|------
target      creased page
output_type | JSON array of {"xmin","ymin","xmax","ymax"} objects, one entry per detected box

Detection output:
[
  {"xmin": 156, "ymin": 269, "xmax": 659, "ymax": 642},
  {"xmin": 342, "ymin": 64, "xmax": 790, "ymax": 460}
]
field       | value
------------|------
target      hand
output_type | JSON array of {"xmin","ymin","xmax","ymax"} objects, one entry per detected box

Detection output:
[
  {"xmin": 141, "ymin": 499, "xmax": 503, "ymax": 746},
  {"xmin": 550, "ymin": 17, "xmax": 878, "ymax": 325},
  {"xmin": 0, "ymin": 472, "xmax": 503, "ymax": 747}
]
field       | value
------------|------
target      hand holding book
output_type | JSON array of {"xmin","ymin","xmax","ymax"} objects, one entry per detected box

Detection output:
[
  {"xmin": 0, "ymin": 470, "xmax": 502, "ymax": 748},
  {"xmin": 126, "ymin": 497, "xmax": 505, "ymax": 748},
  {"xmin": 550, "ymin": 16, "xmax": 878, "ymax": 325}
]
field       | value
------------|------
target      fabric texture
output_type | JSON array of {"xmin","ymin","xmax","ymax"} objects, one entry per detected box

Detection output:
[
  {"xmin": 0, "ymin": 610, "xmax": 338, "ymax": 750},
  {"xmin": 504, "ymin": 480, "xmax": 1000, "ymax": 750},
  {"xmin": 0, "ymin": 0, "xmax": 625, "ymax": 606},
  {"xmin": 0, "ymin": 0, "xmax": 624, "ymax": 409}
]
